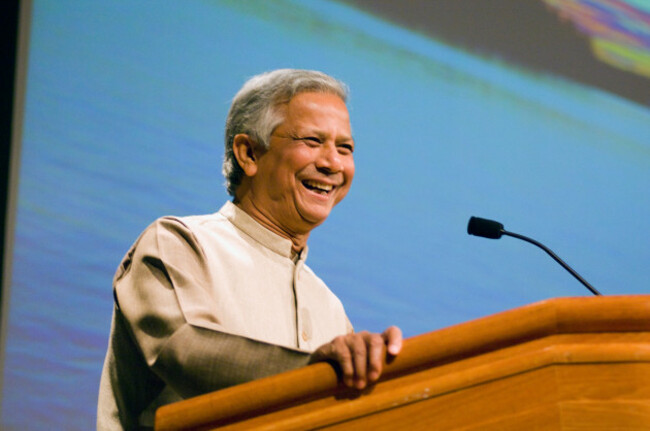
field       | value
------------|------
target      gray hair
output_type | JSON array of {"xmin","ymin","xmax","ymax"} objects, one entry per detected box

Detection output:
[{"xmin": 223, "ymin": 69, "xmax": 348, "ymax": 196}]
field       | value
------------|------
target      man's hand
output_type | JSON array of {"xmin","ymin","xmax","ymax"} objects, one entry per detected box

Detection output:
[{"xmin": 309, "ymin": 326, "xmax": 402, "ymax": 389}]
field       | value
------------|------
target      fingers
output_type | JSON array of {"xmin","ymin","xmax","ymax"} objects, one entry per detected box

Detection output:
[
  {"xmin": 331, "ymin": 335, "xmax": 355, "ymax": 388},
  {"xmin": 311, "ymin": 326, "xmax": 403, "ymax": 390},
  {"xmin": 366, "ymin": 332, "xmax": 385, "ymax": 383},
  {"xmin": 382, "ymin": 325, "xmax": 403, "ymax": 356},
  {"xmin": 327, "ymin": 332, "xmax": 371, "ymax": 389},
  {"xmin": 352, "ymin": 332, "xmax": 370, "ymax": 388}
]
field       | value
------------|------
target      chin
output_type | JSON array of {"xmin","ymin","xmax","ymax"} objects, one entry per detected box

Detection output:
[
  {"xmin": 299, "ymin": 208, "xmax": 332, "ymax": 227},
  {"xmin": 295, "ymin": 195, "xmax": 336, "ymax": 225}
]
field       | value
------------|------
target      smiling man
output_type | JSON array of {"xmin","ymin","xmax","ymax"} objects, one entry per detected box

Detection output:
[
  {"xmin": 98, "ymin": 69, "xmax": 401, "ymax": 430},
  {"xmin": 232, "ymin": 90, "xmax": 354, "ymax": 252}
]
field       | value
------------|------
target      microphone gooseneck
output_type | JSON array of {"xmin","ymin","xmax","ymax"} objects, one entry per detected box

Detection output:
[{"xmin": 467, "ymin": 216, "xmax": 601, "ymax": 296}]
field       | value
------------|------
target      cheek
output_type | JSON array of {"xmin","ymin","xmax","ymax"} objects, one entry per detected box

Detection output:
[
  {"xmin": 285, "ymin": 150, "xmax": 315, "ymax": 173},
  {"xmin": 268, "ymin": 152, "xmax": 307, "ymax": 180},
  {"xmin": 336, "ymin": 161, "xmax": 355, "ymax": 203},
  {"xmin": 344, "ymin": 159, "xmax": 355, "ymax": 183}
]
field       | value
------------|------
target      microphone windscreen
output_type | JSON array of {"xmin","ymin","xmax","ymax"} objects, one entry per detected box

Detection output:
[{"xmin": 467, "ymin": 216, "xmax": 504, "ymax": 239}]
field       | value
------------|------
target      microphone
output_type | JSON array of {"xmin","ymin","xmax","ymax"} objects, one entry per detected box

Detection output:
[{"xmin": 467, "ymin": 216, "xmax": 601, "ymax": 296}]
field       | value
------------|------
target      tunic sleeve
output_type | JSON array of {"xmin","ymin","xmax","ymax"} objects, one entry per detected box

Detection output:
[{"xmin": 114, "ymin": 217, "xmax": 312, "ymax": 398}]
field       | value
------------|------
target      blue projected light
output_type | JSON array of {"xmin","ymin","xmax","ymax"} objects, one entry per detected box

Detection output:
[{"xmin": 2, "ymin": 0, "xmax": 649, "ymax": 429}]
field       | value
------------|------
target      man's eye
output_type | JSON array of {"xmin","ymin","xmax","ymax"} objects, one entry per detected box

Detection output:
[
  {"xmin": 338, "ymin": 144, "xmax": 354, "ymax": 153},
  {"xmin": 303, "ymin": 137, "xmax": 321, "ymax": 144}
]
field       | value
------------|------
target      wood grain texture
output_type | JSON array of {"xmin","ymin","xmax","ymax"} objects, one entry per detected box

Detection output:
[{"xmin": 155, "ymin": 295, "xmax": 650, "ymax": 430}]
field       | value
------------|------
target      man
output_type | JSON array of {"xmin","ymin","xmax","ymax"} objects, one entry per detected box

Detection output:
[{"xmin": 97, "ymin": 69, "xmax": 401, "ymax": 430}]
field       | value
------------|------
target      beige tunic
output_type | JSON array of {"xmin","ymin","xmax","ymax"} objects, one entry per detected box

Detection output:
[{"xmin": 97, "ymin": 202, "xmax": 352, "ymax": 430}]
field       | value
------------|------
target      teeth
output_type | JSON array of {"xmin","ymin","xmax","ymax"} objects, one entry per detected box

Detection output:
[{"xmin": 303, "ymin": 180, "xmax": 333, "ymax": 192}]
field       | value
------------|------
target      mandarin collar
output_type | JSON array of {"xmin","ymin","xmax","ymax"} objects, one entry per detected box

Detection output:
[{"xmin": 219, "ymin": 201, "xmax": 309, "ymax": 262}]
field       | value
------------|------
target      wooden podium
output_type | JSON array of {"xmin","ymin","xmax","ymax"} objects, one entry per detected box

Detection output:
[{"xmin": 155, "ymin": 295, "xmax": 650, "ymax": 430}]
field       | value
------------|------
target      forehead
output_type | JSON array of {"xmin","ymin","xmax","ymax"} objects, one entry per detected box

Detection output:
[{"xmin": 278, "ymin": 92, "xmax": 350, "ymax": 131}]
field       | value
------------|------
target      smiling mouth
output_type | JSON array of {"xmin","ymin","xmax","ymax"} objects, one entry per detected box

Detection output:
[{"xmin": 302, "ymin": 179, "xmax": 334, "ymax": 195}]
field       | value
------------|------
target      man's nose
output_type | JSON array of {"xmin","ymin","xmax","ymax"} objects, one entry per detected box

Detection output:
[{"xmin": 316, "ymin": 143, "xmax": 343, "ymax": 173}]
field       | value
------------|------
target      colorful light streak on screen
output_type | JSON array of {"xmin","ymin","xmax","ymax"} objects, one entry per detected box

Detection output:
[{"xmin": 543, "ymin": 0, "xmax": 650, "ymax": 78}]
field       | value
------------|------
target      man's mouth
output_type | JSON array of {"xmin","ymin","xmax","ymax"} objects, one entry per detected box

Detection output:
[{"xmin": 302, "ymin": 179, "xmax": 334, "ymax": 195}]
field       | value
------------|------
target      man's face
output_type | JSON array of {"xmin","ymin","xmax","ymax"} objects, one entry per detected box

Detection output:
[{"xmin": 249, "ymin": 91, "xmax": 355, "ymax": 235}]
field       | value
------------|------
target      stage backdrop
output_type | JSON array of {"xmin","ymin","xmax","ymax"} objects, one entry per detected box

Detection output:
[{"xmin": 1, "ymin": 1, "xmax": 649, "ymax": 429}]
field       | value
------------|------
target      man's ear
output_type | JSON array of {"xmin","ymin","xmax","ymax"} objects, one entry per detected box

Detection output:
[{"xmin": 232, "ymin": 134, "xmax": 258, "ymax": 177}]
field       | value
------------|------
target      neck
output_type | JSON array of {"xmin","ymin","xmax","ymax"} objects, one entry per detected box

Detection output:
[{"xmin": 233, "ymin": 198, "xmax": 310, "ymax": 254}]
